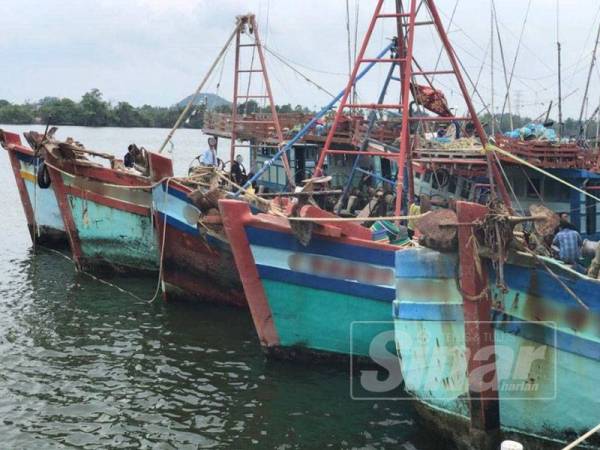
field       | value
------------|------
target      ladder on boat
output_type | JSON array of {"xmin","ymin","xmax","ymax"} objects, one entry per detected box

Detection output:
[
  {"xmin": 229, "ymin": 15, "xmax": 295, "ymax": 187},
  {"xmin": 315, "ymin": 0, "xmax": 507, "ymax": 215}
]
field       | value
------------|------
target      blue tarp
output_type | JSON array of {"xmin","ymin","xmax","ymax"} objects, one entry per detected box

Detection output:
[{"xmin": 504, "ymin": 123, "xmax": 557, "ymax": 142}]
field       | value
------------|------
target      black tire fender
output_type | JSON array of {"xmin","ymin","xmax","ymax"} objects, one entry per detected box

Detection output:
[{"xmin": 37, "ymin": 160, "xmax": 51, "ymax": 189}]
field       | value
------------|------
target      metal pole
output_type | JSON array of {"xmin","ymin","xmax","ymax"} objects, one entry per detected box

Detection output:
[
  {"xmin": 250, "ymin": 15, "xmax": 295, "ymax": 187},
  {"xmin": 394, "ymin": 0, "xmax": 418, "ymax": 216},
  {"xmin": 229, "ymin": 23, "xmax": 242, "ymax": 167},
  {"xmin": 490, "ymin": 1, "xmax": 495, "ymax": 135}
]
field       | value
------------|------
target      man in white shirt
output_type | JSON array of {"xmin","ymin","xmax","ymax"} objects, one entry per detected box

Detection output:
[{"xmin": 200, "ymin": 137, "xmax": 218, "ymax": 166}]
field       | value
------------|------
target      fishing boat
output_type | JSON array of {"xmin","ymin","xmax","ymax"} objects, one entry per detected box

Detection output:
[
  {"xmin": 29, "ymin": 129, "xmax": 172, "ymax": 273},
  {"xmin": 220, "ymin": 198, "xmax": 397, "ymax": 358},
  {"xmin": 151, "ymin": 174, "xmax": 246, "ymax": 306},
  {"xmin": 1, "ymin": 129, "xmax": 67, "ymax": 247},
  {"xmin": 149, "ymin": 14, "xmax": 291, "ymax": 305},
  {"xmin": 393, "ymin": 200, "xmax": 600, "ymax": 449},
  {"xmin": 219, "ymin": 0, "xmax": 496, "ymax": 360}
]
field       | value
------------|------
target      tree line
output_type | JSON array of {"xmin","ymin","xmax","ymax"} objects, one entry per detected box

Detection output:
[
  {"xmin": 0, "ymin": 89, "xmax": 205, "ymax": 129},
  {"xmin": 0, "ymin": 89, "xmax": 313, "ymax": 129},
  {"xmin": 0, "ymin": 89, "xmax": 595, "ymax": 138}
]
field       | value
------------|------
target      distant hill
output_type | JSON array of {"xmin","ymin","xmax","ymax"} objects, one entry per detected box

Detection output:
[{"xmin": 177, "ymin": 93, "xmax": 231, "ymax": 110}]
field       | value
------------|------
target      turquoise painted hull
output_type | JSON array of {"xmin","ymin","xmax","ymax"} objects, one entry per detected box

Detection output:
[
  {"xmin": 262, "ymin": 279, "xmax": 392, "ymax": 357},
  {"xmin": 393, "ymin": 247, "xmax": 600, "ymax": 445},
  {"xmin": 67, "ymin": 195, "xmax": 158, "ymax": 272},
  {"xmin": 246, "ymin": 226, "xmax": 397, "ymax": 358}
]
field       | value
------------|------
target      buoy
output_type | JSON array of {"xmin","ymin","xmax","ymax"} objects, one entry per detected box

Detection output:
[{"xmin": 500, "ymin": 440, "xmax": 523, "ymax": 450}]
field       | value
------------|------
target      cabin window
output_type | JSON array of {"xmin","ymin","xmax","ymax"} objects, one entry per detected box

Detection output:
[
  {"xmin": 461, "ymin": 181, "xmax": 472, "ymax": 199},
  {"xmin": 527, "ymin": 178, "xmax": 541, "ymax": 199},
  {"xmin": 544, "ymin": 179, "xmax": 570, "ymax": 202},
  {"xmin": 415, "ymin": 171, "xmax": 421, "ymax": 179},
  {"xmin": 448, "ymin": 175, "xmax": 458, "ymax": 194},
  {"xmin": 424, "ymin": 171, "xmax": 432, "ymax": 183},
  {"xmin": 510, "ymin": 176, "xmax": 525, "ymax": 197}
]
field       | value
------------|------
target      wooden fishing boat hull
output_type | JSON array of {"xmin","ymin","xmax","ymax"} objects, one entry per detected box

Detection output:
[
  {"xmin": 219, "ymin": 199, "xmax": 398, "ymax": 359},
  {"xmin": 0, "ymin": 131, "xmax": 66, "ymax": 246},
  {"xmin": 393, "ymin": 247, "xmax": 600, "ymax": 448},
  {"xmin": 45, "ymin": 151, "xmax": 172, "ymax": 273},
  {"xmin": 151, "ymin": 181, "xmax": 245, "ymax": 307}
]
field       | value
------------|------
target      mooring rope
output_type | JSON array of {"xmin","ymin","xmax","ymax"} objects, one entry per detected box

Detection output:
[
  {"xmin": 40, "ymin": 175, "xmax": 176, "ymax": 304},
  {"xmin": 486, "ymin": 144, "xmax": 600, "ymax": 203},
  {"xmin": 562, "ymin": 422, "xmax": 600, "ymax": 450},
  {"xmin": 44, "ymin": 247, "xmax": 150, "ymax": 302}
]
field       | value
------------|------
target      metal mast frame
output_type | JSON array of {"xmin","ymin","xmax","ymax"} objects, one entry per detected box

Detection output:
[
  {"xmin": 229, "ymin": 14, "xmax": 295, "ymax": 187},
  {"xmin": 314, "ymin": 0, "xmax": 510, "ymax": 215}
]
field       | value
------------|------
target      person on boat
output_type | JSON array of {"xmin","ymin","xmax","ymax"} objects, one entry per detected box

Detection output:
[
  {"xmin": 552, "ymin": 222, "xmax": 584, "ymax": 271},
  {"xmin": 200, "ymin": 137, "xmax": 218, "ymax": 167},
  {"xmin": 124, "ymin": 144, "xmax": 136, "ymax": 168},
  {"xmin": 231, "ymin": 154, "xmax": 247, "ymax": 185},
  {"xmin": 407, "ymin": 195, "xmax": 423, "ymax": 239}
]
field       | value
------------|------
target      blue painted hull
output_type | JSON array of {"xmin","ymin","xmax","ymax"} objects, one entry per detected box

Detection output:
[
  {"xmin": 244, "ymin": 225, "xmax": 397, "ymax": 358},
  {"xmin": 393, "ymin": 247, "xmax": 600, "ymax": 445},
  {"xmin": 14, "ymin": 151, "xmax": 66, "ymax": 245}
]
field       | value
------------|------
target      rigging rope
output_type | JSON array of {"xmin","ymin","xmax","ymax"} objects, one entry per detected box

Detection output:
[
  {"xmin": 263, "ymin": 45, "xmax": 336, "ymax": 98},
  {"xmin": 500, "ymin": 0, "xmax": 532, "ymax": 122},
  {"xmin": 158, "ymin": 22, "xmax": 239, "ymax": 154},
  {"xmin": 492, "ymin": 0, "xmax": 514, "ymax": 131},
  {"xmin": 431, "ymin": 0, "xmax": 458, "ymax": 84},
  {"xmin": 486, "ymin": 144, "xmax": 600, "ymax": 204}
]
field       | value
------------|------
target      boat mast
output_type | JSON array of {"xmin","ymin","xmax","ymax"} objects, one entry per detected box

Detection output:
[
  {"xmin": 557, "ymin": 1, "xmax": 563, "ymax": 138},
  {"xmin": 490, "ymin": 1, "xmax": 495, "ymax": 135},
  {"xmin": 229, "ymin": 14, "xmax": 295, "ymax": 188},
  {"xmin": 578, "ymin": 19, "xmax": 600, "ymax": 136}
]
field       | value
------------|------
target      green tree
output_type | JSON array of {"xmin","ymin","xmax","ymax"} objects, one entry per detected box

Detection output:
[
  {"xmin": 39, "ymin": 97, "xmax": 79, "ymax": 124},
  {"xmin": 114, "ymin": 101, "xmax": 145, "ymax": 127},
  {"xmin": 237, "ymin": 100, "xmax": 258, "ymax": 114},
  {"xmin": 0, "ymin": 103, "xmax": 35, "ymax": 124},
  {"xmin": 277, "ymin": 103, "xmax": 293, "ymax": 114},
  {"xmin": 79, "ymin": 89, "xmax": 111, "ymax": 126}
]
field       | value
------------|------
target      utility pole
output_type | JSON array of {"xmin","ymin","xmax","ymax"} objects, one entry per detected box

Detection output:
[{"xmin": 515, "ymin": 89, "xmax": 522, "ymax": 118}]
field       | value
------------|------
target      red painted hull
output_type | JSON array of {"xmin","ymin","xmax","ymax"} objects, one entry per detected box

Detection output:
[{"xmin": 155, "ymin": 214, "xmax": 246, "ymax": 307}]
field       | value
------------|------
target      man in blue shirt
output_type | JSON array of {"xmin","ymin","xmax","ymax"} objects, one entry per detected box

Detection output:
[
  {"xmin": 552, "ymin": 224, "xmax": 583, "ymax": 266},
  {"xmin": 200, "ymin": 137, "xmax": 218, "ymax": 166}
]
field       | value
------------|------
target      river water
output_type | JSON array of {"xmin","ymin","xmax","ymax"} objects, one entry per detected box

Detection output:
[{"xmin": 0, "ymin": 125, "xmax": 446, "ymax": 449}]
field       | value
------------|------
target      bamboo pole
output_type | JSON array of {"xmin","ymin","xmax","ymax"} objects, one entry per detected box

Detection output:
[{"xmin": 158, "ymin": 21, "xmax": 241, "ymax": 154}]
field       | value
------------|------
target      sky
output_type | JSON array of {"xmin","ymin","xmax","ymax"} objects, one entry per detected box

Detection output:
[{"xmin": 2, "ymin": 0, "xmax": 600, "ymax": 121}]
